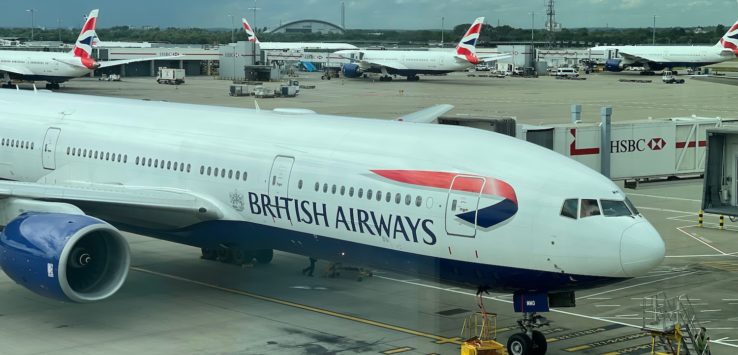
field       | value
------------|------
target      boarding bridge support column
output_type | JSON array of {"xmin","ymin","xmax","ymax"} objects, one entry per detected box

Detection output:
[
  {"xmin": 600, "ymin": 106, "xmax": 612, "ymax": 178},
  {"xmin": 571, "ymin": 104, "xmax": 582, "ymax": 123}
]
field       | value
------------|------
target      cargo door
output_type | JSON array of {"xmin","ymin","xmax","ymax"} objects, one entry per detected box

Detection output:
[
  {"xmin": 42, "ymin": 127, "xmax": 61, "ymax": 170},
  {"xmin": 445, "ymin": 176, "xmax": 485, "ymax": 237},
  {"xmin": 268, "ymin": 155, "xmax": 294, "ymax": 197}
]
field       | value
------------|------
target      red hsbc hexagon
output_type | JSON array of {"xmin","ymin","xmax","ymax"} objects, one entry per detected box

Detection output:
[{"xmin": 647, "ymin": 138, "xmax": 666, "ymax": 151}]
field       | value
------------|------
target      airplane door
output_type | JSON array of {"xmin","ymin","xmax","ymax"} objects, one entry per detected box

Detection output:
[
  {"xmin": 445, "ymin": 176, "xmax": 485, "ymax": 237},
  {"xmin": 42, "ymin": 127, "xmax": 61, "ymax": 170},
  {"xmin": 268, "ymin": 155, "xmax": 294, "ymax": 197}
]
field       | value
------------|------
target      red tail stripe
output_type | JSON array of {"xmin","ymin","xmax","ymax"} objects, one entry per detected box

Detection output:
[
  {"xmin": 371, "ymin": 170, "xmax": 517, "ymax": 204},
  {"xmin": 81, "ymin": 18, "xmax": 97, "ymax": 33}
]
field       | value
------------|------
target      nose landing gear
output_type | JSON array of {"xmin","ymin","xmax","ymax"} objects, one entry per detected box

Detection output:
[{"xmin": 507, "ymin": 312, "xmax": 549, "ymax": 355}]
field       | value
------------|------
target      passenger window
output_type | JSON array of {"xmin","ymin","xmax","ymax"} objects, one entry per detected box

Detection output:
[
  {"xmin": 214, "ymin": 167, "xmax": 219, "ymax": 176},
  {"xmin": 106, "ymin": 152, "xmax": 110, "ymax": 161},
  {"xmin": 148, "ymin": 158, "xmax": 152, "ymax": 167},
  {"xmin": 236, "ymin": 171, "xmax": 241, "ymax": 180},
  {"xmin": 376, "ymin": 190, "xmax": 382, "ymax": 201},
  {"xmin": 221, "ymin": 169, "xmax": 225, "ymax": 178},
  {"xmin": 241, "ymin": 171, "xmax": 246, "ymax": 180},
  {"xmin": 560, "ymin": 199, "xmax": 578, "ymax": 219},
  {"xmin": 331, "ymin": 184, "xmax": 337, "ymax": 194},
  {"xmin": 580, "ymin": 199, "xmax": 601, "ymax": 218},
  {"xmin": 83, "ymin": 149, "xmax": 87, "ymax": 157},
  {"xmin": 601, "ymin": 200, "xmax": 632, "ymax": 217},
  {"xmin": 30, "ymin": 142, "xmax": 34, "ymax": 150},
  {"xmin": 323, "ymin": 183, "xmax": 328, "ymax": 193},
  {"xmin": 124, "ymin": 155, "xmax": 127, "ymax": 163},
  {"xmin": 395, "ymin": 193, "xmax": 401, "ymax": 204},
  {"xmin": 272, "ymin": 176, "xmax": 276, "ymax": 186},
  {"xmin": 186, "ymin": 164, "xmax": 191, "ymax": 173},
  {"xmin": 154, "ymin": 159, "xmax": 159, "ymax": 168},
  {"xmin": 349, "ymin": 187, "xmax": 354, "ymax": 197},
  {"xmin": 386, "ymin": 192, "xmax": 391, "ymax": 203},
  {"xmin": 405, "ymin": 194, "xmax": 411, "ymax": 205},
  {"xmin": 367, "ymin": 189, "xmax": 373, "ymax": 200},
  {"xmin": 94, "ymin": 151, "xmax": 99, "ymax": 159},
  {"xmin": 314, "ymin": 182, "xmax": 319, "ymax": 191},
  {"xmin": 66, "ymin": 147, "xmax": 70, "ymax": 155},
  {"xmin": 415, "ymin": 196, "xmax": 422, "ymax": 207},
  {"xmin": 358, "ymin": 188, "xmax": 363, "ymax": 198},
  {"xmin": 340, "ymin": 186, "xmax": 345, "ymax": 195},
  {"xmin": 228, "ymin": 170, "xmax": 233, "ymax": 179},
  {"xmin": 207, "ymin": 166, "xmax": 212, "ymax": 175},
  {"xmin": 298, "ymin": 179, "xmax": 303, "ymax": 189},
  {"xmin": 173, "ymin": 162, "xmax": 178, "ymax": 171},
  {"xmin": 167, "ymin": 161, "xmax": 172, "ymax": 170}
]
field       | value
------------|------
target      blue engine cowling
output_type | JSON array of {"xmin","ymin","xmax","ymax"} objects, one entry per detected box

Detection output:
[
  {"xmin": 341, "ymin": 63, "xmax": 363, "ymax": 78},
  {"xmin": 0, "ymin": 213, "xmax": 130, "ymax": 302},
  {"xmin": 605, "ymin": 59, "xmax": 624, "ymax": 72}
]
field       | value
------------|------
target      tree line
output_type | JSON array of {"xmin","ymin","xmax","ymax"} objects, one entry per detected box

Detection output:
[{"xmin": 0, "ymin": 23, "xmax": 730, "ymax": 47}]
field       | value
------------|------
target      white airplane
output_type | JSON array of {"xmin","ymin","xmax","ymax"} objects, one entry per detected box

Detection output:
[
  {"xmin": 335, "ymin": 17, "xmax": 510, "ymax": 81},
  {"xmin": 242, "ymin": 18, "xmax": 357, "ymax": 51},
  {"xmin": 0, "ymin": 90, "xmax": 664, "ymax": 355},
  {"xmin": 594, "ymin": 19, "xmax": 738, "ymax": 73},
  {"xmin": 0, "ymin": 9, "xmax": 177, "ymax": 89}
]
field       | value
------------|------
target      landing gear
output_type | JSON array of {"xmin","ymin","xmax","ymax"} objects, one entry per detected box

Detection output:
[
  {"xmin": 379, "ymin": 75, "xmax": 393, "ymax": 82},
  {"xmin": 202, "ymin": 247, "xmax": 273, "ymax": 266},
  {"xmin": 406, "ymin": 75, "xmax": 420, "ymax": 81},
  {"xmin": 506, "ymin": 312, "xmax": 550, "ymax": 355},
  {"xmin": 45, "ymin": 83, "xmax": 60, "ymax": 90}
]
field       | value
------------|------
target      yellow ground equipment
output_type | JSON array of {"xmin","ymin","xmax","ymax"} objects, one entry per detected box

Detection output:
[{"xmin": 460, "ymin": 311, "xmax": 507, "ymax": 355}]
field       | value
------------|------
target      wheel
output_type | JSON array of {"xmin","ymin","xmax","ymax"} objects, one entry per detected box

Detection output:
[
  {"xmin": 201, "ymin": 248, "xmax": 217, "ymax": 260},
  {"xmin": 321, "ymin": 76, "xmax": 325, "ymax": 80},
  {"xmin": 231, "ymin": 249, "xmax": 250, "ymax": 265},
  {"xmin": 531, "ymin": 330, "xmax": 547, "ymax": 355},
  {"xmin": 326, "ymin": 76, "xmax": 331, "ymax": 80},
  {"xmin": 216, "ymin": 247, "xmax": 232, "ymax": 263},
  {"xmin": 507, "ymin": 333, "xmax": 532, "ymax": 355},
  {"xmin": 254, "ymin": 249, "xmax": 273, "ymax": 264}
]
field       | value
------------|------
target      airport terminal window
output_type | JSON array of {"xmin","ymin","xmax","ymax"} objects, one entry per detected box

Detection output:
[
  {"xmin": 600, "ymin": 200, "xmax": 632, "ymax": 217},
  {"xmin": 580, "ymin": 199, "xmax": 601, "ymax": 218},
  {"xmin": 560, "ymin": 199, "xmax": 578, "ymax": 219}
]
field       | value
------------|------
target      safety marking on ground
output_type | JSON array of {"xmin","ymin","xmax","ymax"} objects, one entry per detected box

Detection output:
[
  {"xmin": 563, "ymin": 332, "xmax": 649, "ymax": 352},
  {"xmin": 701, "ymin": 261, "xmax": 738, "ymax": 272},
  {"xmin": 493, "ymin": 325, "xmax": 568, "ymax": 335},
  {"xmin": 381, "ymin": 347, "xmax": 414, "ymax": 354},
  {"xmin": 132, "ymin": 267, "xmax": 464, "ymax": 346},
  {"xmin": 434, "ymin": 337, "xmax": 461, "ymax": 344},
  {"xmin": 599, "ymin": 342, "xmax": 653, "ymax": 355},
  {"xmin": 546, "ymin": 324, "xmax": 624, "ymax": 343}
]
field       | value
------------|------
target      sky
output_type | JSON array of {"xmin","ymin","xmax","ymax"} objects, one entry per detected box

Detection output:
[{"xmin": 4, "ymin": 0, "xmax": 738, "ymax": 30}]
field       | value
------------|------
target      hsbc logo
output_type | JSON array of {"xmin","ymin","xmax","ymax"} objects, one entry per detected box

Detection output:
[{"xmin": 611, "ymin": 138, "xmax": 667, "ymax": 153}]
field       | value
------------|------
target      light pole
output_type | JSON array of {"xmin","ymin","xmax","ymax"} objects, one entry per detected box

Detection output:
[
  {"xmin": 530, "ymin": 12, "xmax": 535, "ymax": 67},
  {"xmin": 652, "ymin": 15, "xmax": 657, "ymax": 45},
  {"xmin": 248, "ymin": 0, "xmax": 260, "ymax": 33},
  {"xmin": 57, "ymin": 18, "xmax": 62, "ymax": 42},
  {"xmin": 227, "ymin": 14, "xmax": 234, "ymax": 43},
  {"xmin": 441, "ymin": 17, "xmax": 444, "ymax": 46},
  {"xmin": 26, "ymin": 9, "xmax": 36, "ymax": 41}
]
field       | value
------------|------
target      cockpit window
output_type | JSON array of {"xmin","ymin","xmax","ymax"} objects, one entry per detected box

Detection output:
[
  {"xmin": 580, "ymin": 199, "xmax": 601, "ymax": 218},
  {"xmin": 560, "ymin": 199, "xmax": 578, "ymax": 219},
  {"xmin": 600, "ymin": 200, "xmax": 632, "ymax": 217},
  {"xmin": 625, "ymin": 197, "xmax": 640, "ymax": 216}
]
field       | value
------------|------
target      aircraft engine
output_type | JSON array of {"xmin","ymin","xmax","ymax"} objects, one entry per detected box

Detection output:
[
  {"xmin": 341, "ymin": 63, "xmax": 363, "ymax": 78},
  {"xmin": 0, "ymin": 213, "xmax": 129, "ymax": 303},
  {"xmin": 604, "ymin": 59, "xmax": 624, "ymax": 72}
]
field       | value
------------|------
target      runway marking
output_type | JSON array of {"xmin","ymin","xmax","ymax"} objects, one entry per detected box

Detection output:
[
  {"xmin": 131, "ymin": 267, "xmax": 464, "ymax": 346},
  {"xmin": 563, "ymin": 333, "xmax": 649, "ymax": 352},
  {"xmin": 382, "ymin": 347, "xmax": 414, "ymax": 354},
  {"xmin": 584, "ymin": 297, "xmax": 612, "ymax": 300},
  {"xmin": 546, "ymin": 324, "xmax": 623, "ymax": 343},
  {"xmin": 594, "ymin": 305, "xmax": 621, "ymax": 307},
  {"xmin": 628, "ymin": 193, "xmax": 701, "ymax": 202},
  {"xmin": 599, "ymin": 343, "xmax": 653, "ymax": 355},
  {"xmin": 433, "ymin": 337, "xmax": 461, "ymax": 344},
  {"xmin": 577, "ymin": 272, "xmax": 697, "ymax": 299},
  {"xmin": 676, "ymin": 226, "xmax": 730, "ymax": 255}
]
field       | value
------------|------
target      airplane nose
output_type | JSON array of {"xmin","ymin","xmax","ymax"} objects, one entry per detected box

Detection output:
[{"xmin": 620, "ymin": 221, "xmax": 665, "ymax": 277}]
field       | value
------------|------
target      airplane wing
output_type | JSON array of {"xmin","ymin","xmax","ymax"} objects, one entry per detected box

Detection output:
[
  {"xmin": 617, "ymin": 51, "xmax": 669, "ymax": 64},
  {"xmin": 97, "ymin": 56, "xmax": 183, "ymax": 69},
  {"xmin": 397, "ymin": 104, "xmax": 454, "ymax": 123},
  {"xmin": 0, "ymin": 63, "xmax": 34, "ymax": 76},
  {"xmin": 360, "ymin": 60, "xmax": 409, "ymax": 71},
  {"xmin": 0, "ymin": 180, "xmax": 226, "ymax": 228}
]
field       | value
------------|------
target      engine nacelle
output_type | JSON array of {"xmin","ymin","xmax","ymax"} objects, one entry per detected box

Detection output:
[
  {"xmin": 341, "ymin": 63, "xmax": 363, "ymax": 78},
  {"xmin": 0, "ymin": 213, "xmax": 130, "ymax": 302},
  {"xmin": 604, "ymin": 59, "xmax": 624, "ymax": 72}
]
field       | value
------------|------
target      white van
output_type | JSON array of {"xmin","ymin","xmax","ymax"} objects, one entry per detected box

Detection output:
[{"xmin": 554, "ymin": 67, "xmax": 579, "ymax": 78}]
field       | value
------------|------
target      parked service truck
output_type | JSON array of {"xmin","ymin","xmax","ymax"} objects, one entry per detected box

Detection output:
[{"xmin": 157, "ymin": 68, "xmax": 185, "ymax": 85}]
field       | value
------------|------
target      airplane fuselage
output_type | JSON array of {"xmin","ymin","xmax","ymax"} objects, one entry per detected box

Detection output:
[
  {"xmin": 0, "ymin": 50, "xmax": 90, "ymax": 84},
  {"xmin": 340, "ymin": 49, "xmax": 472, "ymax": 76},
  {"xmin": 0, "ymin": 90, "xmax": 664, "ymax": 293}
]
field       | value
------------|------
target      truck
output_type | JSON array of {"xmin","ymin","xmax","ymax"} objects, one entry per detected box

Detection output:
[
  {"xmin": 157, "ymin": 68, "xmax": 185, "ymax": 85},
  {"xmin": 662, "ymin": 70, "xmax": 685, "ymax": 84}
]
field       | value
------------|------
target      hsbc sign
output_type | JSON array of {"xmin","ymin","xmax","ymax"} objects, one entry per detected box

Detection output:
[{"xmin": 610, "ymin": 138, "xmax": 666, "ymax": 153}]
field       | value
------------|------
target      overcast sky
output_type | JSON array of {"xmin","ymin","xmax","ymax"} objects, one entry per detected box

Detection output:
[{"xmin": 5, "ymin": 0, "xmax": 738, "ymax": 30}]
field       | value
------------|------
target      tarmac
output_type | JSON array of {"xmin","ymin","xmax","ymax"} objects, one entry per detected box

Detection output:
[{"xmin": 1, "ymin": 71, "xmax": 737, "ymax": 355}]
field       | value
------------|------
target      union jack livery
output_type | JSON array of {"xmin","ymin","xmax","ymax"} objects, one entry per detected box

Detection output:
[
  {"xmin": 718, "ymin": 19, "xmax": 738, "ymax": 55},
  {"xmin": 456, "ymin": 17, "xmax": 485, "ymax": 65},
  {"xmin": 72, "ymin": 10, "xmax": 100, "ymax": 69},
  {"xmin": 242, "ymin": 18, "xmax": 260, "ymax": 43}
]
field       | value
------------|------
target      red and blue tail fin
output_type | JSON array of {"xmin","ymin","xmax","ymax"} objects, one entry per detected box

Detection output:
[
  {"xmin": 718, "ymin": 19, "xmax": 738, "ymax": 55},
  {"xmin": 72, "ymin": 9, "xmax": 99, "ymax": 69},
  {"xmin": 456, "ymin": 17, "xmax": 485, "ymax": 64},
  {"xmin": 242, "ymin": 18, "xmax": 260, "ymax": 43}
]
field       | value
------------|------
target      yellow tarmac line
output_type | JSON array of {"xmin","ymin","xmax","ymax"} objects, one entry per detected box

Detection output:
[
  {"xmin": 382, "ymin": 347, "xmax": 414, "ymax": 354},
  {"xmin": 132, "ymin": 267, "xmax": 463, "ymax": 346}
]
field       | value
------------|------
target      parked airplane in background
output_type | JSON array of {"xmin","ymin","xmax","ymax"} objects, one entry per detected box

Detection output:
[
  {"xmin": 242, "ymin": 18, "xmax": 357, "ymax": 51},
  {"xmin": 594, "ymin": 18, "xmax": 738, "ymax": 73},
  {"xmin": 0, "ymin": 9, "xmax": 177, "ymax": 89},
  {"xmin": 336, "ymin": 17, "xmax": 509, "ymax": 81},
  {"xmin": 0, "ymin": 89, "xmax": 663, "ymax": 355}
]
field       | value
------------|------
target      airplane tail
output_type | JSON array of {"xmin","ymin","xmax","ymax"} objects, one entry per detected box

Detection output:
[
  {"xmin": 456, "ymin": 17, "xmax": 485, "ymax": 64},
  {"xmin": 242, "ymin": 18, "xmax": 260, "ymax": 43},
  {"xmin": 71, "ymin": 9, "xmax": 100, "ymax": 69},
  {"xmin": 717, "ymin": 19, "xmax": 738, "ymax": 55}
]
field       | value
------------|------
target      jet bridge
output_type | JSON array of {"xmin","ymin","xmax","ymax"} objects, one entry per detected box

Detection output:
[{"xmin": 702, "ymin": 127, "xmax": 738, "ymax": 216}]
